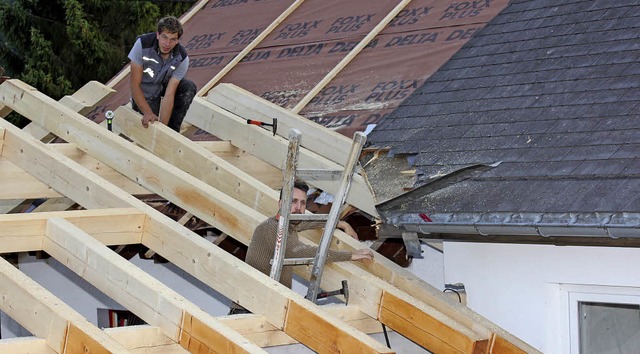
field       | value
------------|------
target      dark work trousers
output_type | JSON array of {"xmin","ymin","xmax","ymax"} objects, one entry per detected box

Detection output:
[{"xmin": 132, "ymin": 79, "xmax": 197, "ymax": 132}]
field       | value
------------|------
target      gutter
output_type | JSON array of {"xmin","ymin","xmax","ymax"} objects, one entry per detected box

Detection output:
[{"xmin": 385, "ymin": 212, "xmax": 640, "ymax": 239}]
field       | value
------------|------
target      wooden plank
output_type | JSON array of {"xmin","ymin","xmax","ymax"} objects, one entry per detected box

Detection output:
[
  {"xmin": 285, "ymin": 301, "xmax": 393, "ymax": 354},
  {"xmin": 379, "ymin": 291, "xmax": 478, "ymax": 354},
  {"xmin": 208, "ymin": 83, "xmax": 354, "ymax": 166},
  {"xmin": 186, "ymin": 96, "xmax": 379, "ymax": 217},
  {"xmin": 0, "ymin": 337, "xmax": 56, "ymax": 354},
  {"xmin": 218, "ymin": 306, "xmax": 382, "ymax": 348},
  {"xmin": 292, "ymin": 0, "xmax": 413, "ymax": 113},
  {"xmin": 197, "ymin": 0, "xmax": 305, "ymax": 96},
  {"xmin": 43, "ymin": 217, "xmax": 263, "ymax": 354},
  {"xmin": 112, "ymin": 107, "xmax": 278, "ymax": 216},
  {"xmin": 0, "ymin": 256, "xmax": 130, "ymax": 353}
]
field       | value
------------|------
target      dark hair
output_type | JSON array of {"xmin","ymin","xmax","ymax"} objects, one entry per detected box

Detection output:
[
  {"xmin": 279, "ymin": 180, "xmax": 309, "ymax": 200},
  {"xmin": 157, "ymin": 16, "xmax": 183, "ymax": 38}
]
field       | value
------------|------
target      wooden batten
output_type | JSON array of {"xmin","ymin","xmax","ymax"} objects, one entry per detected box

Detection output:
[{"xmin": 379, "ymin": 291, "xmax": 483, "ymax": 353}]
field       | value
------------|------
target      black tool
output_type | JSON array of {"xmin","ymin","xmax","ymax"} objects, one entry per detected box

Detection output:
[
  {"xmin": 246, "ymin": 117, "xmax": 277, "ymax": 136},
  {"xmin": 105, "ymin": 110, "xmax": 114, "ymax": 132},
  {"xmin": 316, "ymin": 280, "xmax": 349, "ymax": 305}
]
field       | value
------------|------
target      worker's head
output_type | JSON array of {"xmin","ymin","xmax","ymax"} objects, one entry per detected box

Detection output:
[
  {"xmin": 279, "ymin": 180, "xmax": 309, "ymax": 215},
  {"xmin": 156, "ymin": 16, "xmax": 183, "ymax": 55}
]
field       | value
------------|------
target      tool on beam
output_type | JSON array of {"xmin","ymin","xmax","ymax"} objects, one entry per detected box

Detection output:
[
  {"xmin": 105, "ymin": 110, "xmax": 114, "ymax": 132},
  {"xmin": 316, "ymin": 280, "xmax": 349, "ymax": 305},
  {"xmin": 246, "ymin": 117, "xmax": 277, "ymax": 136}
]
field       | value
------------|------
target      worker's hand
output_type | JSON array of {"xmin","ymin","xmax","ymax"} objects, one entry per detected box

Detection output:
[
  {"xmin": 141, "ymin": 112, "xmax": 159, "ymax": 128},
  {"xmin": 337, "ymin": 221, "xmax": 359, "ymax": 240},
  {"xmin": 351, "ymin": 248, "xmax": 374, "ymax": 261}
]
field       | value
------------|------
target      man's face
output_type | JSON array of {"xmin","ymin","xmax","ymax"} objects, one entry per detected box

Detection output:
[
  {"xmin": 156, "ymin": 30, "xmax": 180, "ymax": 55},
  {"xmin": 279, "ymin": 187, "xmax": 307, "ymax": 215}
]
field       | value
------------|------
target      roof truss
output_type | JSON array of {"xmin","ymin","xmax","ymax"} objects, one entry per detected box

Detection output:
[{"xmin": 0, "ymin": 77, "xmax": 536, "ymax": 353}]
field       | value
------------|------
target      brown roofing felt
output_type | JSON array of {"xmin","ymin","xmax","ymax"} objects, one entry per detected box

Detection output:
[
  {"xmin": 366, "ymin": 0, "xmax": 640, "ymax": 232},
  {"xmin": 90, "ymin": 0, "xmax": 509, "ymax": 139}
]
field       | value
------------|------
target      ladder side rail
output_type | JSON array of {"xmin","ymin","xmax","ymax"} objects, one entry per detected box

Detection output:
[
  {"xmin": 305, "ymin": 132, "xmax": 367, "ymax": 302},
  {"xmin": 269, "ymin": 129, "xmax": 302, "ymax": 281}
]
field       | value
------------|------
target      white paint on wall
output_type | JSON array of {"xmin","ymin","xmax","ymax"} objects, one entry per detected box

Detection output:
[{"xmin": 443, "ymin": 242, "xmax": 640, "ymax": 353}]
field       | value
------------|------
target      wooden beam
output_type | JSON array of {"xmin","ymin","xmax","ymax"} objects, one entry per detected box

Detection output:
[
  {"xmin": 207, "ymin": 83, "xmax": 354, "ymax": 166},
  {"xmin": 292, "ymin": 0, "xmax": 413, "ymax": 113},
  {"xmin": 112, "ymin": 108, "xmax": 278, "ymax": 216},
  {"xmin": 0, "ymin": 256, "xmax": 131, "ymax": 353},
  {"xmin": 197, "ymin": 0, "xmax": 304, "ymax": 96},
  {"xmin": 186, "ymin": 96, "xmax": 379, "ymax": 217},
  {"xmin": 43, "ymin": 217, "xmax": 263, "ymax": 354},
  {"xmin": 0, "ymin": 144, "xmax": 149, "ymax": 200},
  {"xmin": 218, "ymin": 306, "xmax": 381, "ymax": 348},
  {"xmin": 0, "ymin": 337, "xmax": 56, "ymax": 354},
  {"xmin": 104, "ymin": 325, "xmax": 189, "ymax": 353}
]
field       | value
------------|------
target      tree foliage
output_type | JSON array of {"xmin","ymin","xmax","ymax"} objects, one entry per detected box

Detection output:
[{"xmin": 0, "ymin": 0, "xmax": 193, "ymax": 102}]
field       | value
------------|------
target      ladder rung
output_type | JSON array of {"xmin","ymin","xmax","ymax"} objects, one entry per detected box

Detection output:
[
  {"xmin": 297, "ymin": 169, "xmax": 343, "ymax": 181},
  {"xmin": 289, "ymin": 214, "xmax": 329, "ymax": 221},
  {"xmin": 271, "ymin": 257, "xmax": 315, "ymax": 266}
]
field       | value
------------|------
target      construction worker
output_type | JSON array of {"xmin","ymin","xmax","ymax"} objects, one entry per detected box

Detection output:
[
  {"xmin": 128, "ymin": 16, "xmax": 196, "ymax": 132},
  {"xmin": 229, "ymin": 180, "xmax": 374, "ymax": 314}
]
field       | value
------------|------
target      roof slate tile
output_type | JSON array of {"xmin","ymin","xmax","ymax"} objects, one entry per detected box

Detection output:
[{"xmin": 368, "ymin": 0, "xmax": 640, "ymax": 216}]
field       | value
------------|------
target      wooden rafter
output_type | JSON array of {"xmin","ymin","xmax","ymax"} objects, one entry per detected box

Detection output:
[
  {"xmin": 292, "ymin": 0, "xmax": 414, "ymax": 113},
  {"xmin": 186, "ymin": 96, "xmax": 379, "ymax": 217},
  {"xmin": 197, "ymin": 0, "xmax": 306, "ymax": 96}
]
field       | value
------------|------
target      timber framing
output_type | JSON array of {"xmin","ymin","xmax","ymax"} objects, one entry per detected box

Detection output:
[{"xmin": 0, "ymin": 78, "xmax": 538, "ymax": 353}]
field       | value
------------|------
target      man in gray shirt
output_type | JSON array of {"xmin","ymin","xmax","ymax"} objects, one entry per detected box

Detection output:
[{"xmin": 128, "ymin": 16, "xmax": 196, "ymax": 132}]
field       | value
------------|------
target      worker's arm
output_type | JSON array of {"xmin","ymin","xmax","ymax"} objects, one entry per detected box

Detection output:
[
  {"xmin": 130, "ymin": 62, "xmax": 158, "ymax": 128},
  {"xmin": 159, "ymin": 77, "xmax": 180, "ymax": 126}
]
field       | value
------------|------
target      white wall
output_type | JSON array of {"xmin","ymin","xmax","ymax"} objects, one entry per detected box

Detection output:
[{"xmin": 443, "ymin": 242, "xmax": 640, "ymax": 353}]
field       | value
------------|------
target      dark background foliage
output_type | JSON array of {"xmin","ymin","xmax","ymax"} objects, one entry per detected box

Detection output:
[{"xmin": 0, "ymin": 0, "xmax": 195, "ymax": 126}]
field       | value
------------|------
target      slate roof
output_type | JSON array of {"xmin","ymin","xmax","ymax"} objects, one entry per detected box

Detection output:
[{"xmin": 366, "ymin": 0, "xmax": 640, "ymax": 236}]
